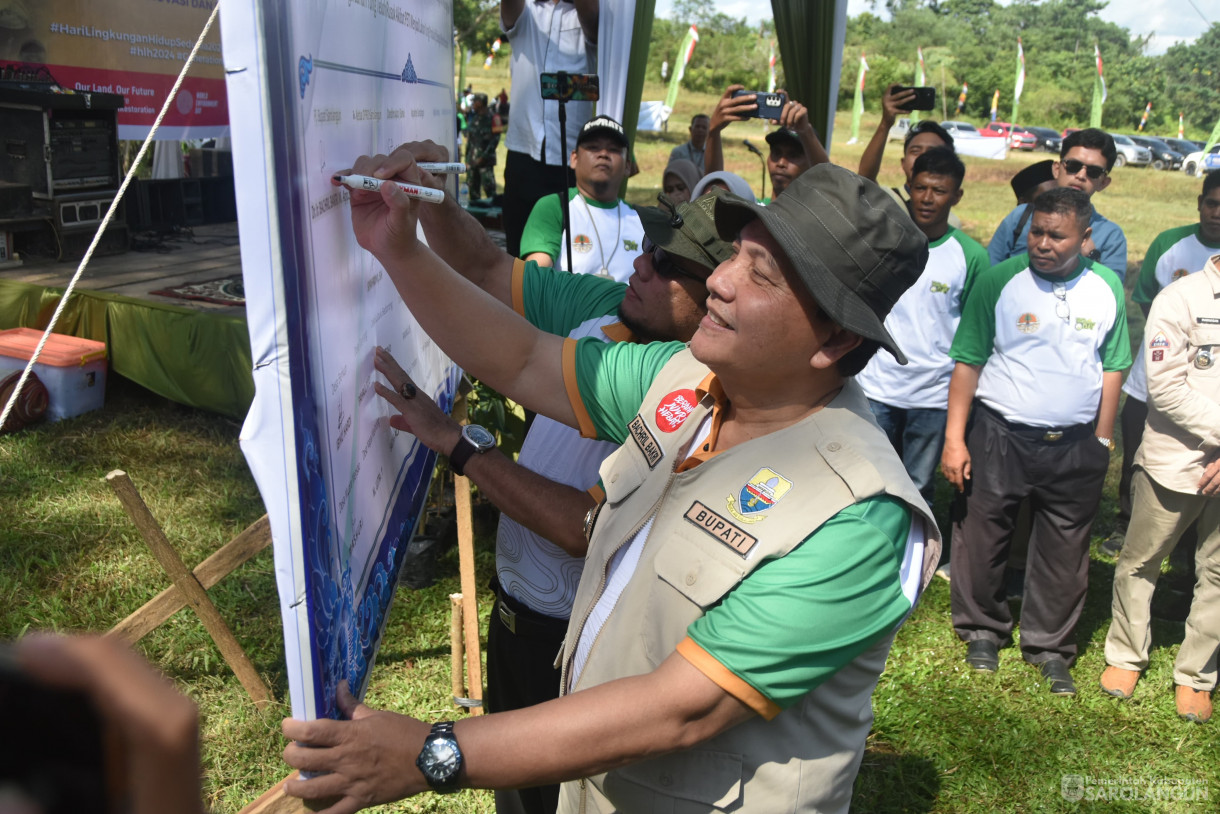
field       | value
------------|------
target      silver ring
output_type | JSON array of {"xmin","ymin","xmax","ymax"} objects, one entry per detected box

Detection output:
[{"xmin": 400, "ymin": 381, "xmax": 417, "ymax": 400}]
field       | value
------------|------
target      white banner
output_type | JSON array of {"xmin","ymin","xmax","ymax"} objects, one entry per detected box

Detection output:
[{"xmin": 222, "ymin": 0, "xmax": 460, "ymax": 722}]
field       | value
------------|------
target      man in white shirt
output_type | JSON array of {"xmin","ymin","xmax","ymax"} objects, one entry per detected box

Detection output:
[
  {"xmin": 500, "ymin": 0, "xmax": 598, "ymax": 258},
  {"xmin": 520, "ymin": 115, "xmax": 645, "ymax": 283}
]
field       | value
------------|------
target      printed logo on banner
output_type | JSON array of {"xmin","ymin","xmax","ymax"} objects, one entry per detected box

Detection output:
[
  {"xmin": 656, "ymin": 389, "xmax": 699, "ymax": 432},
  {"xmin": 1017, "ymin": 313, "xmax": 1039, "ymax": 334},
  {"xmin": 1149, "ymin": 332, "xmax": 1169, "ymax": 349},
  {"xmin": 685, "ymin": 501, "xmax": 758, "ymax": 555},
  {"xmin": 573, "ymin": 235, "xmax": 593, "ymax": 253},
  {"xmin": 727, "ymin": 468, "xmax": 792, "ymax": 523}
]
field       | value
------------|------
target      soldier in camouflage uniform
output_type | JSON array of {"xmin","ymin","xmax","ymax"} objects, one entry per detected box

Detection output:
[{"xmin": 465, "ymin": 93, "xmax": 502, "ymax": 201}]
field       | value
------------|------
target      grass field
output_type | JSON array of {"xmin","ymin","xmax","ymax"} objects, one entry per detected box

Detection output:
[{"xmin": 1, "ymin": 61, "xmax": 1216, "ymax": 813}]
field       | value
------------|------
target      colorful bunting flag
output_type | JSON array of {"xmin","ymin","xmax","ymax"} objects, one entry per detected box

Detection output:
[
  {"xmin": 991, "ymin": 89, "xmax": 1000, "ymax": 123},
  {"xmin": 664, "ymin": 25, "xmax": 699, "ymax": 112},
  {"xmin": 1179, "ymin": 112, "xmax": 1185, "ymax": 139},
  {"xmin": 1012, "ymin": 37, "xmax": 1025, "ymax": 124},
  {"xmin": 956, "ymin": 82, "xmax": 968, "ymax": 114},
  {"xmin": 1138, "ymin": 102, "xmax": 1152, "ymax": 132},
  {"xmin": 767, "ymin": 41, "xmax": 777, "ymax": 94},
  {"xmin": 1090, "ymin": 44, "xmax": 1106, "ymax": 128}
]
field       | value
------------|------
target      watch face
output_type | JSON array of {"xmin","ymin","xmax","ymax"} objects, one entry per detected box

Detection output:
[
  {"xmin": 465, "ymin": 424, "xmax": 496, "ymax": 449},
  {"xmin": 419, "ymin": 736, "xmax": 461, "ymax": 779}
]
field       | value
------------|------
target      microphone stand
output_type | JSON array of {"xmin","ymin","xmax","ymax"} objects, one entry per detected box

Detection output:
[{"xmin": 743, "ymin": 139, "xmax": 766, "ymax": 201}]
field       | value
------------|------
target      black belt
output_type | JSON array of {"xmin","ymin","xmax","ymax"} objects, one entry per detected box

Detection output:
[
  {"xmin": 976, "ymin": 402, "xmax": 1094, "ymax": 444},
  {"xmin": 490, "ymin": 577, "xmax": 570, "ymax": 638}
]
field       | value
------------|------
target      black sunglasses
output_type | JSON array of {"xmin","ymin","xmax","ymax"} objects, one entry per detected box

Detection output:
[
  {"xmin": 642, "ymin": 236, "xmax": 708, "ymax": 283},
  {"xmin": 1060, "ymin": 158, "xmax": 1107, "ymax": 180}
]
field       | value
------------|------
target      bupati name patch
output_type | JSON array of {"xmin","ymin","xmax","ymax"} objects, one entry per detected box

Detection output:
[
  {"xmin": 685, "ymin": 501, "xmax": 758, "ymax": 555},
  {"xmin": 628, "ymin": 415, "xmax": 663, "ymax": 468}
]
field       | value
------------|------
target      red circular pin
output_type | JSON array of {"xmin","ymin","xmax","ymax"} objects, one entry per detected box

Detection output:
[{"xmin": 655, "ymin": 389, "xmax": 698, "ymax": 432}]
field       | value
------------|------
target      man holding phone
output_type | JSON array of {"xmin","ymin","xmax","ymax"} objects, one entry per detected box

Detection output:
[
  {"xmin": 704, "ymin": 84, "xmax": 828, "ymax": 199},
  {"xmin": 858, "ymin": 85, "xmax": 960, "ymax": 227}
]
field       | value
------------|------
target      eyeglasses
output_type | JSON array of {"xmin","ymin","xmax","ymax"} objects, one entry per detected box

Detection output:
[
  {"xmin": 1052, "ymin": 281, "xmax": 1070, "ymax": 322},
  {"xmin": 642, "ymin": 236, "xmax": 708, "ymax": 283},
  {"xmin": 1060, "ymin": 159, "xmax": 1107, "ymax": 180}
]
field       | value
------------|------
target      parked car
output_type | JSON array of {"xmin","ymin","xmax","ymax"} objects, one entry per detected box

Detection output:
[
  {"xmin": 1008, "ymin": 127, "xmax": 1038, "ymax": 150},
  {"xmin": 1108, "ymin": 133, "xmax": 1152, "ymax": 168},
  {"xmin": 1162, "ymin": 137, "xmax": 1202, "ymax": 157},
  {"xmin": 979, "ymin": 121, "xmax": 1037, "ymax": 150},
  {"xmin": 1021, "ymin": 126, "xmax": 1063, "ymax": 153},
  {"xmin": 940, "ymin": 120, "xmax": 982, "ymax": 138},
  {"xmin": 1062, "ymin": 127, "xmax": 1080, "ymax": 140},
  {"xmin": 1127, "ymin": 135, "xmax": 1183, "ymax": 171},
  {"xmin": 887, "ymin": 117, "xmax": 911, "ymax": 142},
  {"xmin": 1183, "ymin": 144, "xmax": 1220, "ymax": 177},
  {"xmin": 979, "ymin": 121, "xmax": 1015, "ymax": 138}
]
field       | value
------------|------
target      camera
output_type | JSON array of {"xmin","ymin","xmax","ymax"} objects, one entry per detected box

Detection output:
[{"xmin": 732, "ymin": 90, "xmax": 786, "ymax": 121}]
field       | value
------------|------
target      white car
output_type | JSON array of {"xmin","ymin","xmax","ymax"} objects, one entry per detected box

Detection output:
[
  {"xmin": 1108, "ymin": 133, "xmax": 1152, "ymax": 168},
  {"xmin": 887, "ymin": 118, "xmax": 911, "ymax": 141},
  {"xmin": 940, "ymin": 120, "xmax": 982, "ymax": 138},
  {"xmin": 1183, "ymin": 144, "xmax": 1220, "ymax": 176}
]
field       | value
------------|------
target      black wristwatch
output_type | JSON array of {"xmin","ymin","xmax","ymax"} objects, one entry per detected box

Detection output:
[
  {"xmin": 449, "ymin": 424, "xmax": 496, "ymax": 477},
  {"xmin": 416, "ymin": 721, "xmax": 463, "ymax": 793}
]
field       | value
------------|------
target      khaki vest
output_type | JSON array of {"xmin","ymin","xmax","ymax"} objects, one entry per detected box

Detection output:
[{"xmin": 557, "ymin": 350, "xmax": 940, "ymax": 814}]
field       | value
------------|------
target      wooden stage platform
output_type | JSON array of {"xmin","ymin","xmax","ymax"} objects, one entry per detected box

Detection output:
[{"xmin": 0, "ymin": 222, "xmax": 245, "ymax": 313}]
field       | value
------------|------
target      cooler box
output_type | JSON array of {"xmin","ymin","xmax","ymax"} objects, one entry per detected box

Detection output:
[{"xmin": 0, "ymin": 328, "xmax": 107, "ymax": 421}]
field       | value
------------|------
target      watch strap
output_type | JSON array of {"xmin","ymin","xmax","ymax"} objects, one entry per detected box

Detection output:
[{"xmin": 449, "ymin": 434, "xmax": 477, "ymax": 477}]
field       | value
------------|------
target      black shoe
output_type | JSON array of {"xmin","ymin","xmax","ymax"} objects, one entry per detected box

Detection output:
[
  {"xmin": 1038, "ymin": 659, "xmax": 1077, "ymax": 695},
  {"xmin": 1101, "ymin": 530, "xmax": 1125, "ymax": 557},
  {"xmin": 966, "ymin": 640, "xmax": 999, "ymax": 672}
]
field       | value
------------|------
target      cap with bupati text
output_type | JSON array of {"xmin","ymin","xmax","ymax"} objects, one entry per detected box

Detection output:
[{"xmin": 713, "ymin": 164, "xmax": 928, "ymax": 363}]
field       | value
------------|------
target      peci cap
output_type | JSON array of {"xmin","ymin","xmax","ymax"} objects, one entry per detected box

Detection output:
[
  {"xmin": 1010, "ymin": 159, "xmax": 1055, "ymax": 202},
  {"xmin": 713, "ymin": 164, "xmax": 928, "ymax": 364},
  {"xmin": 637, "ymin": 189, "xmax": 735, "ymax": 275},
  {"xmin": 577, "ymin": 114, "xmax": 629, "ymax": 149},
  {"xmin": 764, "ymin": 128, "xmax": 802, "ymax": 149}
]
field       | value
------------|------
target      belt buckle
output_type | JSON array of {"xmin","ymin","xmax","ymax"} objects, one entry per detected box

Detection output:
[
  {"xmin": 1042, "ymin": 430, "xmax": 1064, "ymax": 442},
  {"xmin": 498, "ymin": 601, "xmax": 517, "ymax": 634}
]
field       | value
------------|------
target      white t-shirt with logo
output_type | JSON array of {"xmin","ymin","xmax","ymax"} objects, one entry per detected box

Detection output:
[
  {"xmin": 856, "ymin": 227, "xmax": 989, "ymax": 409},
  {"xmin": 520, "ymin": 188, "xmax": 645, "ymax": 283},
  {"xmin": 1122, "ymin": 224, "xmax": 1220, "ymax": 402},
  {"xmin": 950, "ymin": 255, "xmax": 1132, "ymax": 427}
]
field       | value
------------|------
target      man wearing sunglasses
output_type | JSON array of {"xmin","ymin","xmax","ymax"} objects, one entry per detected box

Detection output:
[
  {"xmin": 989, "ymin": 128, "xmax": 1128, "ymax": 281},
  {"xmin": 942, "ymin": 188, "xmax": 1130, "ymax": 696},
  {"xmin": 368, "ymin": 140, "xmax": 730, "ymax": 814}
]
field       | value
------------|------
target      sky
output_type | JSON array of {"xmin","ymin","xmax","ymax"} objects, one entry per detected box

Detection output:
[{"xmin": 651, "ymin": 0, "xmax": 1212, "ymax": 56}]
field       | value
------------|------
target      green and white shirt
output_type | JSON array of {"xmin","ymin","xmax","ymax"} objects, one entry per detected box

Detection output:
[
  {"xmin": 950, "ymin": 254, "xmax": 1131, "ymax": 427},
  {"xmin": 1122, "ymin": 224, "xmax": 1220, "ymax": 402},
  {"xmin": 856, "ymin": 226, "xmax": 989, "ymax": 409},
  {"xmin": 520, "ymin": 188, "xmax": 645, "ymax": 283}
]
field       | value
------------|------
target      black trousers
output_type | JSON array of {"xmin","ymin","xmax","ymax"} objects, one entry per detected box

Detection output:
[
  {"xmin": 503, "ymin": 150, "xmax": 574, "ymax": 258},
  {"xmin": 486, "ymin": 578, "xmax": 569, "ymax": 814},
  {"xmin": 950, "ymin": 405, "xmax": 1111, "ymax": 664}
]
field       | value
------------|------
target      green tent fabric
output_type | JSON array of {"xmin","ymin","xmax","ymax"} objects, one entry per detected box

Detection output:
[
  {"xmin": 0, "ymin": 279, "xmax": 254, "ymax": 418},
  {"xmin": 771, "ymin": 0, "xmax": 842, "ymax": 144}
]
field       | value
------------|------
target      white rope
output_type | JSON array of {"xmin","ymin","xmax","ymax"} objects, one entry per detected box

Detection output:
[{"xmin": 0, "ymin": 2, "xmax": 222, "ymax": 432}]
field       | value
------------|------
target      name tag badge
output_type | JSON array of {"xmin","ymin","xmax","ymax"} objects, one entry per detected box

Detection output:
[{"xmin": 1196, "ymin": 347, "xmax": 1214, "ymax": 370}]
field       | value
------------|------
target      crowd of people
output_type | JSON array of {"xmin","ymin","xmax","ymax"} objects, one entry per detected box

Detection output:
[{"xmin": 13, "ymin": 4, "xmax": 1216, "ymax": 814}]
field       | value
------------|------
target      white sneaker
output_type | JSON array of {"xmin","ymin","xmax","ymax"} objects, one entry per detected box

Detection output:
[{"xmin": 935, "ymin": 562, "xmax": 951, "ymax": 582}]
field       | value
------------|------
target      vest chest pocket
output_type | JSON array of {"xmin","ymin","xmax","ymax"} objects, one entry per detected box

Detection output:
[
  {"xmin": 642, "ymin": 530, "xmax": 749, "ymax": 664},
  {"xmin": 599, "ymin": 437, "xmax": 655, "ymax": 505}
]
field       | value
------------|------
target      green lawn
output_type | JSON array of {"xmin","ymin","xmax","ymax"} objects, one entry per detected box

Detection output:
[{"xmin": 1, "ymin": 64, "xmax": 1215, "ymax": 813}]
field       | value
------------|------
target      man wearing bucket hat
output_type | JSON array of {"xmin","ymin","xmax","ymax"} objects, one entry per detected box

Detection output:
[
  {"xmin": 285, "ymin": 155, "xmax": 940, "ymax": 814},
  {"xmin": 370, "ymin": 149, "xmax": 732, "ymax": 812}
]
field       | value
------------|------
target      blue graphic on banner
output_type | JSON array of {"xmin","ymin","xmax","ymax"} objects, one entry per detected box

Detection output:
[{"xmin": 298, "ymin": 53, "xmax": 449, "ymax": 98}]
